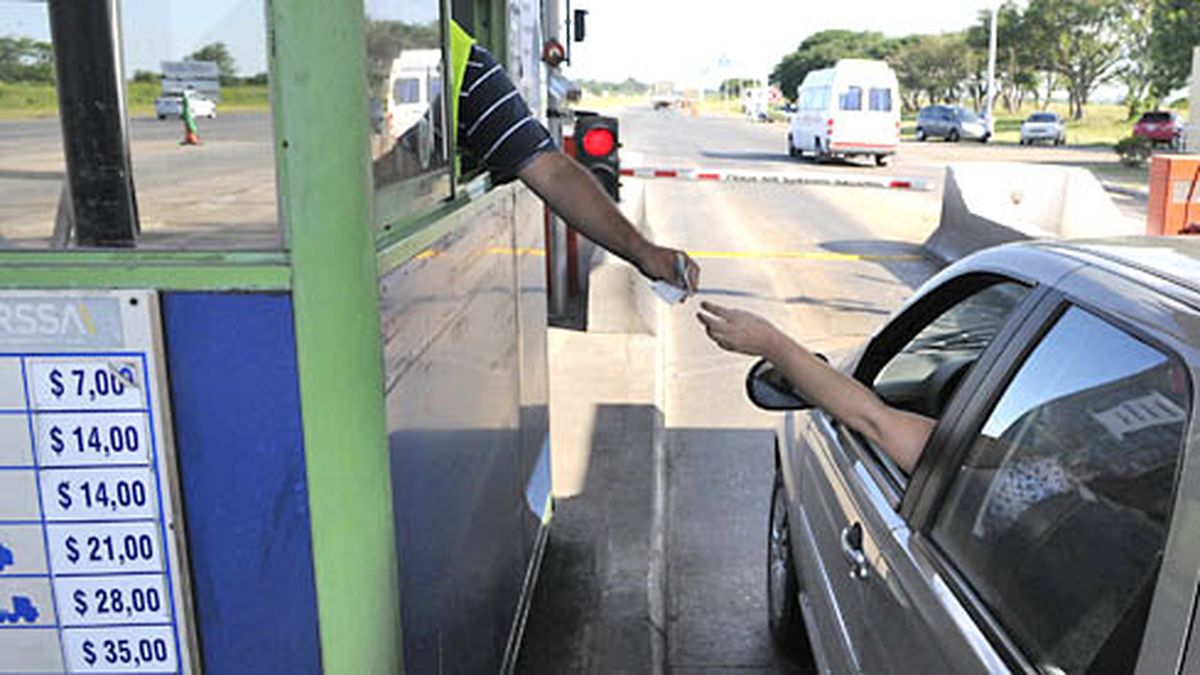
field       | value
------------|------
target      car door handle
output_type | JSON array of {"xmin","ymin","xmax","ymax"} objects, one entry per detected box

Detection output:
[{"xmin": 840, "ymin": 522, "xmax": 869, "ymax": 580}]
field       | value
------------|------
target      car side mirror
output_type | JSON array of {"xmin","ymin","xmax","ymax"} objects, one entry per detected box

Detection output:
[{"xmin": 745, "ymin": 358, "xmax": 816, "ymax": 411}]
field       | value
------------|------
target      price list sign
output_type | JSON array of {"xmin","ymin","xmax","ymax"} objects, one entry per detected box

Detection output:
[{"xmin": 0, "ymin": 292, "xmax": 195, "ymax": 674}]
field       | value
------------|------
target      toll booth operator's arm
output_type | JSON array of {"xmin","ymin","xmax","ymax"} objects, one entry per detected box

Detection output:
[
  {"xmin": 458, "ymin": 44, "xmax": 700, "ymax": 291},
  {"xmin": 697, "ymin": 302, "xmax": 934, "ymax": 473}
]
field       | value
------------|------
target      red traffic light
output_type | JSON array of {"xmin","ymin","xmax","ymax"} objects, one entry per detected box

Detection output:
[{"xmin": 581, "ymin": 127, "xmax": 615, "ymax": 157}]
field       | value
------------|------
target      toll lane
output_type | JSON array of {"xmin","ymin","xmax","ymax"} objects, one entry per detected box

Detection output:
[{"xmin": 624, "ymin": 107, "xmax": 941, "ymax": 672}]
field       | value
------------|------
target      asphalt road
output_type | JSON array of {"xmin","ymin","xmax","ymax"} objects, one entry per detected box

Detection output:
[
  {"xmin": 612, "ymin": 106, "xmax": 943, "ymax": 673},
  {"xmin": 0, "ymin": 112, "xmax": 278, "ymax": 248}
]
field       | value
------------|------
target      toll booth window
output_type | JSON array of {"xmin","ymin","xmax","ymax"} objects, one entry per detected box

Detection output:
[
  {"xmin": 366, "ymin": 0, "xmax": 452, "ymax": 229},
  {"xmin": 0, "ymin": 1, "xmax": 282, "ymax": 251}
]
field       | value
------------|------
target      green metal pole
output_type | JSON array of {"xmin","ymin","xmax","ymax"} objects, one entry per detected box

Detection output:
[{"xmin": 271, "ymin": 2, "xmax": 403, "ymax": 673}]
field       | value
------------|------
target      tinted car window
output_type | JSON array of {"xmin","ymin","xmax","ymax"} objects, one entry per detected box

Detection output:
[
  {"xmin": 958, "ymin": 108, "xmax": 979, "ymax": 122},
  {"xmin": 1140, "ymin": 112, "xmax": 1172, "ymax": 123},
  {"xmin": 1028, "ymin": 113, "xmax": 1057, "ymax": 123},
  {"xmin": 931, "ymin": 307, "xmax": 1189, "ymax": 674}
]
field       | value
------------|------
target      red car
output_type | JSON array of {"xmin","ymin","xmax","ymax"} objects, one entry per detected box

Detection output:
[{"xmin": 1133, "ymin": 110, "xmax": 1184, "ymax": 148}]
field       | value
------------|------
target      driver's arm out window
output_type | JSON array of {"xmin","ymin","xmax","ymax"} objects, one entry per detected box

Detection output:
[{"xmin": 858, "ymin": 280, "xmax": 1031, "ymax": 489}]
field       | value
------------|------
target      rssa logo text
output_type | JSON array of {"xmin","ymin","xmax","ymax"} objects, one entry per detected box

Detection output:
[
  {"xmin": 0, "ymin": 302, "xmax": 92, "ymax": 338},
  {"xmin": 0, "ymin": 297, "xmax": 123, "ymax": 349}
]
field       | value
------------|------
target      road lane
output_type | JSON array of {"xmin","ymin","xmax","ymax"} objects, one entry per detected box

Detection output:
[
  {"xmin": 618, "ymin": 108, "xmax": 941, "ymax": 672},
  {"xmin": 0, "ymin": 113, "xmax": 278, "ymax": 248}
]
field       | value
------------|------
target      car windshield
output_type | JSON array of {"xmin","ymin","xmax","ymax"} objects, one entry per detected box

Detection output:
[
  {"xmin": 1140, "ymin": 112, "xmax": 1172, "ymax": 122},
  {"xmin": 958, "ymin": 109, "xmax": 979, "ymax": 122},
  {"xmin": 1028, "ymin": 113, "xmax": 1057, "ymax": 123}
]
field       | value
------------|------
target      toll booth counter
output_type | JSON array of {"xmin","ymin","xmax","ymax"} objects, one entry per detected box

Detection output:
[{"xmin": 0, "ymin": 1, "xmax": 550, "ymax": 673}]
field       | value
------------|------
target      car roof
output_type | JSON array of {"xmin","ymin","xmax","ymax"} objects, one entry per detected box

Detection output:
[
  {"xmin": 1032, "ymin": 238, "xmax": 1200, "ymax": 301},
  {"xmin": 949, "ymin": 238, "xmax": 1200, "ymax": 307}
]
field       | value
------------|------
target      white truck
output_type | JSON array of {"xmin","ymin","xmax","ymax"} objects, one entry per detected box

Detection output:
[{"xmin": 650, "ymin": 81, "xmax": 681, "ymax": 110}]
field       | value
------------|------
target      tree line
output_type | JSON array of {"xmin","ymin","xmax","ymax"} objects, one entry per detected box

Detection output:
[
  {"xmin": 0, "ymin": 39, "xmax": 266, "ymax": 87},
  {"xmin": 769, "ymin": 0, "xmax": 1199, "ymax": 119}
]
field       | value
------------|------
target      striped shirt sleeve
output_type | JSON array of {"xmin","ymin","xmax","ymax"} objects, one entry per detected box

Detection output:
[{"xmin": 458, "ymin": 44, "xmax": 554, "ymax": 183}]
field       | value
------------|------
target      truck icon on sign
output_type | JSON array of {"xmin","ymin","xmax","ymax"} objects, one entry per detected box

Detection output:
[
  {"xmin": 0, "ymin": 596, "xmax": 39, "ymax": 624},
  {"xmin": 0, "ymin": 544, "xmax": 12, "ymax": 572}
]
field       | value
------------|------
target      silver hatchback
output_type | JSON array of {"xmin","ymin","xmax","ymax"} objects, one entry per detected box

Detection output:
[{"xmin": 750, "ymin": 238, "xmax": 1200, "ymax": 673}]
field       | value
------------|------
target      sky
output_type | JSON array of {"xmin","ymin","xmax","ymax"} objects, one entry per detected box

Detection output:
[
  {"xmin": 0, "ymin": 0, "xmax": 270, "ymax": 76},
  {"xmin": 565, "ymin": 0, "xmax": 1015, "ymax": 87},
  {"xmin": 0, "ymin": 0, "xmax": 1012, "ymax": 84}
]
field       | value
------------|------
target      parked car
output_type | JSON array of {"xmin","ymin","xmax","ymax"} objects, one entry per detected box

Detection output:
[
  {"xmin": 1133, "ymin": 110, "xmax": 1184, "ymax": 148},
  {"xmin": 155, "ymin": 93, "xmax": 217, "ymax": 120},
  {"xmin": 753, "ymin": 238, "xmax": 1200, "ymax": 673},
  {"xmin": 915, "ymin": 105, "xmax": 990, "ymax": 142},
  {"xmin": 1019, "ymin": 111, "xmax": 1066, "ymax": 145},
  {"xmin": 787, "ymin": 59, "xmax": 900, "ymax": 167}
]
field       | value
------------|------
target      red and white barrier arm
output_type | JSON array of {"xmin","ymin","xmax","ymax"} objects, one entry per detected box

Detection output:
[{"xmin": 618, "ymin": 166, "xmax": 930, "ymax": 191}]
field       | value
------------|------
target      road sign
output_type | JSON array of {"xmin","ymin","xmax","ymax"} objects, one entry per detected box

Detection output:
[
  {"xmin": 0, "ymin": 291, "xmax": 196, "ymax": 675},
  {"xmin": 161, "ymin": 61, "xmax": 219, "ymax": 100}
]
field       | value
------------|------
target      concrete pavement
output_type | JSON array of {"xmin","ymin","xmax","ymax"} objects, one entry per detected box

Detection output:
[{"xmin": 518, "ymin": 108, "xmax": 944, "ymax": 673}]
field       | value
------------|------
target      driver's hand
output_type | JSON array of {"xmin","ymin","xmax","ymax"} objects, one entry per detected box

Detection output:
[{"xmin": 697, "ymin": 301, "xmax": 781, "ymax": 357}]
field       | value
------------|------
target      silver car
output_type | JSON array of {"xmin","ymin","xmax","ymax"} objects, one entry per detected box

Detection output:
[
  {"xmin": 751, "ymin": 238, "xmax": 1200, "ymax": 673},
  {"xmin": 915, "ymin": 105, "xmax": 990, "ymax": 143},
  {"xmin": 1020, "ymin": 112, "xmax": 1066, "ymax": 145}
]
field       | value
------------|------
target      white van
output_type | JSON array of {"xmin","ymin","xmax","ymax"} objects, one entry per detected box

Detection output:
[{"xmin": 787, "ymin": 59, "xmax": 900, "ymax": 166}]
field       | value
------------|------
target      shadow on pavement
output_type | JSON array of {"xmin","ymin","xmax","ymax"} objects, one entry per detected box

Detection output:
[
  {"xmin": 517, "ymin": 404, "xmax": 657, "ymax": 674},
  {"xmin": 518, "ymin": 411, "xmax": 815, "ymax": 673},
  {"xmin": 700, "ymin": 150, "xmax": 796, "ymax": 164},
  {"xmin": 820, "ymin": 239, "xmax": 943, "ymax": 290}
]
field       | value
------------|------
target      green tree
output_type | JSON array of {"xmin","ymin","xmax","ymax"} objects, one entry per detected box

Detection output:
[
  {"xmin": 187, "ymin": 41, "xmax": 237, "ymax": 84},
  {"xmin": 1025, "ymin": 0, "xmax": 1128, "ymax": 120},
  {"xmin": 966, "ymin": 2, "xmax": 1038, "ymax": 113},
  {"xmin": 131, "ymin": 69, "xmax": 159, "ymax": 83},
  {"xmin": 769, "ymin": 30, "xmax": 891, "ymax": 101},
  {"xmin": 889, "ymin": 33, "xmax": 973, "ymax": 110},
  {"xmin": 0, "ymin": 36, "xmax": 55, "ymax": 83},
  {"xmin": 1116, "ymin": 0, "xmax": 1154, "ymax": 119},
  {"xmin": 718, "ymin": 78, "xmax": 760, "ymax": 98},
  {"xmin": 1148, "ymin": 0, "xmax": 1200, "ymax": 103}
]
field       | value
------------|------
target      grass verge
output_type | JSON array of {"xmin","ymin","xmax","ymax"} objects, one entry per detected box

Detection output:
[{"xmin": 0, "ymin": 81, "xmax": 270, "ymax": 119}]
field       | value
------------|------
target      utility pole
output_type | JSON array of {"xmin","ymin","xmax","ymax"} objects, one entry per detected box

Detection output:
[
  {"xmin": 985, "ymin": 2, "xmax": 998, "ymax": 135},
  {"xmin": 544, "ymin": 0, "xmax": 569, "ymax": 318}
]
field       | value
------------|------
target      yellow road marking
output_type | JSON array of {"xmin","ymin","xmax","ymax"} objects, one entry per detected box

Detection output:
[{"xmin": 687, "ymin": 250, "xmax": 924, "ymax": 262}]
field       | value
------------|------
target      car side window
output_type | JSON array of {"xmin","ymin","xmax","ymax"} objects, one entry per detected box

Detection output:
[
  {"xmin": 872, "ymin": 281, "xmax": 1029, "ymax": 420},
  {"xmin": 930, "ymin": 307, "xmax": 1190, "ymax": 674},
  {"xmin": 851, "ymin": 279, "xmax": 1030, "ymax": 488}
]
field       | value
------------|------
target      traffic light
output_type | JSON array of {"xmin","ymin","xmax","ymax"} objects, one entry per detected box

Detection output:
[{"xmin": 574, "ymin": 114, "xmax": 620, "ymax": 201}]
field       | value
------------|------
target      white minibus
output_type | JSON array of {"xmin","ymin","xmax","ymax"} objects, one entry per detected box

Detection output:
[{"xmin": 787, "ymin": 59, "xmax": 900, "ymax": 166}]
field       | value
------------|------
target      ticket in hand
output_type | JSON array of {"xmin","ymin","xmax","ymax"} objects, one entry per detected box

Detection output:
[
  {"xmin": 651, "ymin": 252, "xmax": 693, "ymax": 304},
  {"xmin": 651, "ymin": 279, "xmax": 689, "ymax": 304}
]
